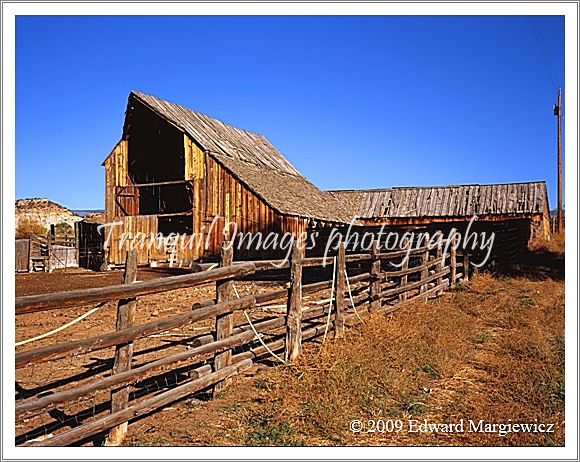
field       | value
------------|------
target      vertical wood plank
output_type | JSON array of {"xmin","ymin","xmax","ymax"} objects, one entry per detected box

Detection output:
[
  {"xmin": 46, "ymin": 226, "xmax": 54, "ymax": 273},
  {"xmin": 450, "ymin": 237, "xmax": 457, "ymax": 286},
  {"xmin": 436, "ymin": 244, "xmax": 444, "ymax": 294},
  {"xmin": 334, "ymin": 242, "xmax": 346, "ymax": 337},
  {"xmin": 285, "ymin": 239, "xmax": 304, "ymax": 361},
  {"xmin": 398, "ymin": 255, "xmax": 409, "ymax": 302},
  {"xmin": 105, "ymin": 250, "xmax": 138, "ymax": 446},
  {"xmin": 420, "ymin": 233, "xmax": 430, "ymax": 298},
  {"xmin": 369, "ymin": 239, "xmax": 381, "ymax": 312},
  {"xmin": 463, "ymin": 249, "xmax": 470, "ymax": 282},
  {"xmin": 213, "ymin": 241, "xmax": 234, "ymax": 393}
]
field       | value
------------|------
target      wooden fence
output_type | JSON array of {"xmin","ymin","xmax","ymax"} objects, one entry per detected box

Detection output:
[
  {"xmin": 15, "ymin": 237, "xmax": 469, "ymax": 447},
  {"xmin": 15, "ymin": 234, "xmax": 78, "ymax": 273}
]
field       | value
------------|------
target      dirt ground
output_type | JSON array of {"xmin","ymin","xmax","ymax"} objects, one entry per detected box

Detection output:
[
  {"xmin": 15, "ymin": 237, "xmax": 565, "ymax": 447},
  {"xmin": 16, "ymin": 267, "xmax": 194, "ymax": 297},
  {"xmin": 14, "ymin": 266, "xmax": 334, "ymax": 445}
]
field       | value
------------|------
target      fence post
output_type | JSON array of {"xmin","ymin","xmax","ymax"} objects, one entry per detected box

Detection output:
[
  {"xmin": 334, "ymin": 242, "xmax": 346, "ymax": 337},
  {"xmin": 75, "ymin": 222, "xmax": 80, "ymax": 269},
  {"xmin": 285, "ymin": 239, "xmax": 304, "ymax": 362},
  {"xmin": 450, "ymin": 236, "xmax": 457, "ymax": 286},
  {"xmin": 213, "ymin": 241, "xmax": 234, "ymax": 393},
  {"xmin": 436, "ymin": 243, "xmax": 444, "ymax": 295},
  {"xmin": 463, "ymin": 248, "xmax": 470, "ymax": 282},
  {"xmin": 398, "ymin": 255, "xmax": 409, "ymax": 303},
  {"xmin": 105, "ymin": 250, "xmax": 138, "ymax": 446},
  {"xmin": 46, "ymin": 230, "xmax": 53, "ymax": 273},
  {"xmin": 369, "ymin": 239, "xmax": 381, "ymax": 312},
  {"xmin": 420, "ymin": 233, "xmax": 430, "ymax": 298}
]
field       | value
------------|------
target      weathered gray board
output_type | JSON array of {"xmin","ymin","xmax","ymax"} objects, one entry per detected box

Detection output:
[
  {"xmin": 15, "ymin": 239, "xmax": 30, "ymax": 272},
  {"xmin": 50, "ymin": 245, "xmax": 78, "ymax": 269}
]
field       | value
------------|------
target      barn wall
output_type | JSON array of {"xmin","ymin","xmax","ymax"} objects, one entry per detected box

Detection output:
[
  {"xmin": 104, "ymin": 139, "xmax": 130, "ymax": 223},
  {"xmin": 309, "ymin": 218, "xmax": 535, "ymax": 266},
  {"xmin": 105, "ymin": 134, "xmax": 308, "ymax": 266},
  {"xmin": 184, "ymin": 135, "xmax": 307, "ymax": 261}
]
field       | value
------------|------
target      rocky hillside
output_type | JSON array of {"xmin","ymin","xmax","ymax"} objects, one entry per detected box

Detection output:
[{"xmin": 16, "ymin": 198, "xmax": 83, "ymax": 232}]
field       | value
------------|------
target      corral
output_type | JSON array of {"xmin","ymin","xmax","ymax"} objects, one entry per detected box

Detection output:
[
  {"xmin": 16, "ymin": 236, "xmax": 470, "ymax": 446},
  {"xmin": 14, "ymin": 236, "xmax": 565, "ymax": 447}
]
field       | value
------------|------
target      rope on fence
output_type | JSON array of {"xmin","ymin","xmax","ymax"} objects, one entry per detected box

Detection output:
[
  {"xmin": 345, "ymin": 269, "xmax": 365, "ymax": 324},
  {"xmin": 15, "ymin": 302, "xmax": 107, "ymax": 347},
  {"xmin": 233, "ymin": 281, "xmax": 286, "ymax": 364},
  {"xmin": 232, "ymin": 282, "xmax": 241, "ymax": 300},
  {"xmin": 321, "ymin": 256, "xmax": 337, "ymax": 344},
  {"xmin": 242, "ymin": 310, "xmax": 287, "ymax": 365}
]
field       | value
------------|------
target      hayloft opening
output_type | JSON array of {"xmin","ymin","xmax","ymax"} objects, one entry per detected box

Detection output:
[{"xmin": 126, "ymin": 100, "xmax": 193, "ymax": 233}]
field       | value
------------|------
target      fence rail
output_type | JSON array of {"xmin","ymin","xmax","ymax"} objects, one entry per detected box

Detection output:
[{"xmin": 15, "ymin": 238, "xmax": 469, "ymax": 447}]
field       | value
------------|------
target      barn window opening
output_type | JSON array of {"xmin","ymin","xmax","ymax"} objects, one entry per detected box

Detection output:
[{"xmin": 122, "ymin": 100, "xmax": 194, "ymax": 234}]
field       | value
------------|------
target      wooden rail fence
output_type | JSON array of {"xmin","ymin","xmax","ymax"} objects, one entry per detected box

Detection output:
[{"xmin": 15, "ymin": 238, "xmax": 469, "ymax": 447}]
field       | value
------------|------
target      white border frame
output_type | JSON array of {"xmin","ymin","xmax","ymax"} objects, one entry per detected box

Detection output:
[{"xmin": 2, "ymin": 2, "xmax": 577, "ymax": 460}]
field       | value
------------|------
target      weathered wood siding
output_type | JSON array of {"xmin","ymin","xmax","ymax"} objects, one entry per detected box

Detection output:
[
  {"xmin": 15, "ymin": 239, "xmax": 30, "ymax": 272},
  {"xmin": 105, "ymin": 134, "xmax": 308, "ymax": 265},
  {"xmin": 104, "ymin": 140, "xmax": 132, "ymax": 223},
  {"xmin": 107, "ymin": 215, "xmax": 158, "ymax": 265},
  {"xmin": 185, "ymin": 135, "xmax": 307, "ymax": 261}
]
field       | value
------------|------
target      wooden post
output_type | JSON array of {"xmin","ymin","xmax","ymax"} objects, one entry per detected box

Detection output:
[
  {"xmin": 436, "ymin": 244, "xmax": 444, "ymax": 295},
  {"xmin": 420, "ymin": 233, "xmax": 430, "ymax": 297},
  {"xmin": 556, "ymin": 87, "xmax": 563, "ymax": 234},
  {"xmin": 368, "ymin": 239, "xmax": 382, "ymax": 312},
  {"xmin": 398, "ymin": 255, "xmax": 409, "ymax": 303},
  {"xmin": 334, "ymin": 242, "xmax": 346, "ymax": 337},
  {"xmin": 46, "ymin": 228, "xmax": 53, "ymax": 273},
  {"xmin": 285, "ymin": 239, "xmax": 304, "ymax": 361},
  {"xmin": 463, "ymin": 249, "xmax": 470, "ymax": 282},
  {"xmin": 213, "ymin": 241, "xmax": 234, "ymax": 393},
  {"xmin": 450, "ymin": 237, "xmax": 457, "ymax": 286},
  {"xmin": 105, "ymin": 250, "xmax": 138, "ymax": 446},
  {"xmin": 74, "ymin": 222, "xmax": 80, "ymax": 269}
]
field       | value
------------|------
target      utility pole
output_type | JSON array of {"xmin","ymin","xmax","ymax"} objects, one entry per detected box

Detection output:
[{"xmin": 554, "ymin": 88, "xmax": 563, "ymax": 234}]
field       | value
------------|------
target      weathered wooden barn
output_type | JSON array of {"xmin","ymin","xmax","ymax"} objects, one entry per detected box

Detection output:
[
  {"xmin": 103, "ymin": 91, "xmax": 550, "ymax": 267},
  {"xmin": 329, "ymin": 182, "xmax": 550, "ymax": 263},
  {"xmin": 103, "ymin": 91, "xmax": 352, "ymax": 265},
  {"xmin": 330, "ymin": 182, "xmax": 550, "ymax": 236}
]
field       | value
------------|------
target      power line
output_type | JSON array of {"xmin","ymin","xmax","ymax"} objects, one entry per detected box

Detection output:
[{"xmin": 531, "ymin": 17, "xmax": 560, "ymax": 88}]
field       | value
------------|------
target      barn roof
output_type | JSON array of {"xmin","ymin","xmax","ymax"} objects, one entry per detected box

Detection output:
[
  {"xmin": 329, "ymin": 181, "xmax": 549, "ymax": 220},
  {"xmin": 128, "ymin": 91, "xmax": 353, "ymax": 224}
]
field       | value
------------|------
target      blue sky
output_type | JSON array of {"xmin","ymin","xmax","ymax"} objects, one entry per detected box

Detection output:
[{"xmin": 16, "ymin": 15, "xmax": 564, "ymax": 210}]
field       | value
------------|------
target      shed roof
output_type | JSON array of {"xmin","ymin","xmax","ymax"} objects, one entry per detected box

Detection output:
[
  {"xmin": 329, "ymin": 181, "xmax": 549, "ymax": 220},
  {"xmin": 127, "ymin": 91, "xmax": 353, "ymax": 224}
]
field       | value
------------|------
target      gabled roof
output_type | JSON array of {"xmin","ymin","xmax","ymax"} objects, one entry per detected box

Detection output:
[
  {"xmin": 329, "ymin": 181, "xmax": 549, "ymax": 220},
  {"xmin": 127, "ymin": 91, "xmax": 353, "ymax": 224}
]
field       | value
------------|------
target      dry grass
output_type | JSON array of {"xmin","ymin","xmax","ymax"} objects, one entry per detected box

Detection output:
[
  {"xmin": 15, "ymin": 218, "xmax": 47, "ymax": 239},
  {"xmin": 124, "ymin": 258, "xmax": 565, "ymax": 446}
]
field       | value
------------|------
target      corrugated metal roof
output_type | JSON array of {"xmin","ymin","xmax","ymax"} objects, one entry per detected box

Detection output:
[
  {"xmin": 127, "ymin": 91, "xmax": 353, "ymax": 223},
  {"xmin": 330, "ymin": 182, "xmax": 549, "ymax": 219}
]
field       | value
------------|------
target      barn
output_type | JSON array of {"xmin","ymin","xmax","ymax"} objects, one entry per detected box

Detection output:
[
  {"xmin": 103, "ymin": 91, "xmax": 352, "ymax": 266},
  {"xmin": 330, "ymin": 182, "xmax": 550, "ymax": 262},
  {"xmin": 103, "ymin": 91, "xmax": 550, "ymax": 268}
]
